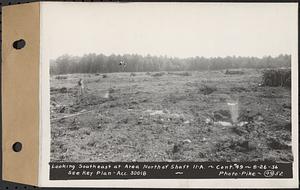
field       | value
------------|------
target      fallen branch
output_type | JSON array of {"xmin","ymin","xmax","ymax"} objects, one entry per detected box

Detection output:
[{"xmin": 51, "ymin": 110, "xmax": 94, "ymax": 122}]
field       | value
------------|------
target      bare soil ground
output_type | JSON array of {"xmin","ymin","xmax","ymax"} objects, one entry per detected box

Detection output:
[{"xmin": 50, "ymin": 69, "xmax": 292, "ymax": 162}]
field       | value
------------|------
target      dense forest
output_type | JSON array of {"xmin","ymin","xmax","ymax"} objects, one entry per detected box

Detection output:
[{"xmin": 50, "ymin": 53, "xmax": 291, "ymax": 75}]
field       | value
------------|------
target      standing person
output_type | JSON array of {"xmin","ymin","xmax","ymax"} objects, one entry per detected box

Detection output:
[
  {"xmin": 77, "ymin": 78, "xmax": 84, "ymax": 99},
  {"xmin": 119, "ymin": 61, "xmax": 127, "ymax": 72}
]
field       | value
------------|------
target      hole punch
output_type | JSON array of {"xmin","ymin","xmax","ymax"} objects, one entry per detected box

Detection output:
[
  {"xmin": 12, "ymin": 142, "xmax": 22, "ymax": 152},
  {"xmin": 13, "ymin": 39, "xmax": 26, "ymax": 49}
]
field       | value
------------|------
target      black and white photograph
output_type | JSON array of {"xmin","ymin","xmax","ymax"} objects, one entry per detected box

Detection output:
[
  {"xmin": 0, "ymin": 1, "xmax": 297, "ymax": 188},
  {"xmin": 47, "ymin": 3, "xmax": 296, "ymax": 164},
  {"xmin": 36, "ymin": 2, "xmax": 298, "ymax": 187}
]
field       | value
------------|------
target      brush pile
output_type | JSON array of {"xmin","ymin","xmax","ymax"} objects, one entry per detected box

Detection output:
[
  {"xmin": 55, "ymin": 75, "xmax": 68, "ymax": 80},
  {"xmin": 151, "ymin": 72, "xmax": 165, "ymax": 77},
  {"xmin": 262, "ymin": 69, "xmax": 291, "ymax": 87},
  {"xmin": 130, "ymin": 72, "xmax": 137, "ymax": 77},
  {"xmin": 225, "ymin": 70, "xmax": 244, "ymax": 75},
  {"xmin": 199, "ymin": 85, "xmax": 217, "ymax": 95},
  {"xmin": 168, "ymin": 72, "xmax": 191, "ymax": 76}
]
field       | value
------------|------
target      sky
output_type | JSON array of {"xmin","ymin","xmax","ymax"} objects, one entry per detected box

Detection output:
[{"xmin": 41, "ymin": 2, "xmax": 298, "ymax": 60}]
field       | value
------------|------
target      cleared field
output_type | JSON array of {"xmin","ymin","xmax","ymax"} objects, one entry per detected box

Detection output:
[{"xmin": 50, "ymin": 69, "xmax": 292, "ymax": 162}]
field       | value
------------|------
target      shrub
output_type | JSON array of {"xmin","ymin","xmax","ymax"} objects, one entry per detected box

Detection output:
[{"xmin": 262, "ymin": 69, "xmax": 291, "ymax": 87}]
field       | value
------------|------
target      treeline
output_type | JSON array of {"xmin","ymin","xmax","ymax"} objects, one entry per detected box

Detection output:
[{"xmin": 50, "ymin": 53, "xmax": 291, "ymax": 75}]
